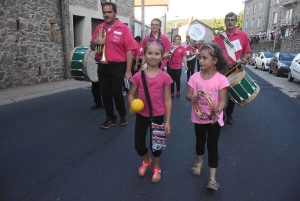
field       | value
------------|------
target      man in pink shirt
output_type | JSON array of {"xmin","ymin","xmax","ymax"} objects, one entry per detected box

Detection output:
[
  {"xmin": 213, "ymin": 12, "xmax": 251, "ymax": 125},
  {"xmin": 90, "ymin": 2, "xmax": 137, "ymax": 129}
]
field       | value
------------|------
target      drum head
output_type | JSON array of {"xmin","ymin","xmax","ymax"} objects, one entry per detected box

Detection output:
[
  {"xmin": 85, "ymin": 50, "xmax": 98, "ymax": 82},
  {"xmin": 188, "ymin": 22, "xmax": 205, "ymax": 41}
]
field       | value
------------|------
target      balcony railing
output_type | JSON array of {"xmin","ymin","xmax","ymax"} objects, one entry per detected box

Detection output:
[
  {"xmin": 280, "ymin": 18, "xmax": 293, "ymax": 26},
  {"xmin": 282, "ymin": 0, "xmax": 299, "ymax": 6}
]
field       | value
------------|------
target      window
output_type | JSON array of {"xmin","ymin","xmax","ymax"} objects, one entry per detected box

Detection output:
[
  {"xmin": 276, "ymin": 0, "xmax": 279, "ymax": 4},
  {"xmin": 253, "ymin": 4, "xmax": 256, "ymax": 13},
  {"xmin": 247, "ymin": 6, "xmax": 250, "ymax": 15},
  {"xmin": 273, "ymin": 12, "xmax": 278, "ymax": 24},
  {"xmin": 259, "ymin": 0, "xmax": 263, "ymax": 11},
  {"xmin": 258, "ymin": 17, "xmax": 261, "ymax": 27},
  {"xmin": 251, "ymin": 19, "xmax": 254, "ymax": 27},
  {"xmin": 286, "ymin": 9, "xmax": 293, "ymax": 18}
]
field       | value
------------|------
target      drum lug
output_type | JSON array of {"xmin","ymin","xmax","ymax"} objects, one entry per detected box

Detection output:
[{"xmin": 70, "ymin": 60, "xmax": 83, "ymax": 63}]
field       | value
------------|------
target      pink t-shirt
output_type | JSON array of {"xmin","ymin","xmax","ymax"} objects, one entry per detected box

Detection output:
[
  {"xmin": 131, "ymin": 70, "xmax": 173, "ymax": 117},
  {"xmin": 188, "ymin": 72, "xmax": 229, "ymax": 126},
  {"xmin": 213, "ymin": 29, "xmax": 251, "ymax": 66},
  {"xmin": 91, "ymin": 19, "xmax": 137, "ymax": 62},
  {"xmin": 141, "ymin": 34, "xmax": 172, "ymax": 69},
  {"xmin": 169, "ymin": 45, "xmax": 187, "ymax": 70}
]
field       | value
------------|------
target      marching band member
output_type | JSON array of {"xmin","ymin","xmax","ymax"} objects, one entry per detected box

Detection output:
[
  {"xmin": 167, "ymin": 35, "xmax": 188, "ymax": 98},
  {"xmin": 213, "ymin": 12, "xmax": 251, "ymax": 125},
  {"xmin": 140, "ymin": 18, "xmax": 172, "ymax": 70},
  {"xmin": 185, "ymin": 39, "xmax": 198, "ymax": 82},
  {"xmin": 90, "ymin": 2, "xmax": 136, "ymax": 129}
]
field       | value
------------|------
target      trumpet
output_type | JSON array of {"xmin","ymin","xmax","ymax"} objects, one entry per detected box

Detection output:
[{"xmin": 96, "ymin": 26, "xmax": 107, "ymax": 64}]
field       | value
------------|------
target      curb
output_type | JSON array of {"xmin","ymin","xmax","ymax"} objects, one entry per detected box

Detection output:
[{"xmin": 0, "ymin": 84, "xmax": 91, "ymax": 106}]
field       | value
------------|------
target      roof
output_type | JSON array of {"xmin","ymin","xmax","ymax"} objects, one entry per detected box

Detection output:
[
  {"xmin": 178, "ymin": 20, "xmax": 213, "ymax": 31},
  {"xmin": 135, "ymin": 0, "xmax": 169, "ymax": 6}
]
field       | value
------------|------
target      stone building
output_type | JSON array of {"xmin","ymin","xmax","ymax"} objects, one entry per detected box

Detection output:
[
  {"xmin": 243, "ymin": 0, "xmax": 272, "ymax": 36},
  {"xmin": 243, "ymin": 0, "xmax": 300, "ymax": 37},
  {"xmin": 0, "ymin": 0, "xmax": 134, "ymax": 89}
]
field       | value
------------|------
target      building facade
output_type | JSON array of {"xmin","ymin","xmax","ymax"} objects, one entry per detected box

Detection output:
[
  {"xmin": 0, "ymin": 0, "xmax": 134, "ymax": 89},
  {"xmin": 243, "ymin": 0, "xmax": 272, "ymax": 36},
  {"xmin": 243, "ymin": 0, "xmax": 300, "ymax": 38}
]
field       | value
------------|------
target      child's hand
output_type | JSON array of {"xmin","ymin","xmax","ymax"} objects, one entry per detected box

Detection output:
[
  {"xmin": 164, "ymin": 122, "xmax": 171, "ymax": 136},
  {"xmin": 190, "ymin": 94, "xmax": 198, "ymax": 103},
  {"xmin": 211, "ymin": 109, "xmax": 221, "ymax": 124},
  {"xmin": 129, "ymin": 108, "xmax": 136, "ymax": 116}
]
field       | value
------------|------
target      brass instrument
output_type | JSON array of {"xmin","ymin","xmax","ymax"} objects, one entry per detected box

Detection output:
[
  {"xmin": 187, "ymin": 48, "xmax": 197, "ymax": 61},
  {"xmin": 96, "ymin": 26, "xmax": 107, "ymax": 64}
]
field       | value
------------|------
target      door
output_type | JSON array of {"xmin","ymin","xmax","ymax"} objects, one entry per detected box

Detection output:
[{"xmin": 257, "ymin": 52, "xmax": 262, "ymax": 67}]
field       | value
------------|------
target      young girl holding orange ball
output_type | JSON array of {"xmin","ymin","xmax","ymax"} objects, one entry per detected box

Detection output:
[{"xmin": 128, "ymin": 40, "xmax": 172, "ymax": 183}]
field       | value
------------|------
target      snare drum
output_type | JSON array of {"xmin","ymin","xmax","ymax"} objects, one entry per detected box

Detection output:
[
  {"xmin": 227, "ymin": 69, "xmax": 260, "ymax": 106},
  {"xmin": 68, "ymin": 46, "xmax": 98, "ymax": 82}
]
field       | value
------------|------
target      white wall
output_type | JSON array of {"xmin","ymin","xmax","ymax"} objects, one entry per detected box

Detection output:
[{"xmin": 69, "ymin": 5, "xmax": 131, "ymax": 47}]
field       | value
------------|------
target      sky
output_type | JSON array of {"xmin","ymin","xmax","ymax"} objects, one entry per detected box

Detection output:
[{"xmin": 167, "ymin": 0, "xmax": 245, "ymax": 20}]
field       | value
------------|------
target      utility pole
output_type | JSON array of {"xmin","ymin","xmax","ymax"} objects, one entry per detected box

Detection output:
[{"xmin": 141, "ymin": 0, "xmax": 145, "ymax": 38}]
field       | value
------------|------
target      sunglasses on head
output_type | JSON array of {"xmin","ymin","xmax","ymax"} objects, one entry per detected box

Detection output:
[{"xmin": 147, "ymin": 38, "xmax": 163, "ymax": 44}]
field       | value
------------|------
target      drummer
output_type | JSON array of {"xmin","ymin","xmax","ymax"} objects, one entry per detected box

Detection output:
[{"xmin": 213, "ymin": 12, "xmax": 251, "ymax": 125}]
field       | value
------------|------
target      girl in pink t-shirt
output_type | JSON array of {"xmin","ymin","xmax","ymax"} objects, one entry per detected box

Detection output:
[
  {"xmin": 128, "ymin": 41, "xmax": 173, "ymax": 183},
  {"xmin": 186, "ymin": 43, "xmax": 229, "ymax": 191},
  {"xmin": 167, "ymin": 35, "xmax": 188, "ymax": 98}
]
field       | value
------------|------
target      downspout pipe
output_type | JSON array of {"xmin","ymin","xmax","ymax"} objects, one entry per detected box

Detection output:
[{"xmin": 61, "ymin": 0, "xmax": 69, "ymax": 79}]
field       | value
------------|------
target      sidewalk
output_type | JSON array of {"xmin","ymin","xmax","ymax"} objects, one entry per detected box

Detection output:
[{"xmin": 0, "ymin": 79, "xmax": 91, "ymax": 106}]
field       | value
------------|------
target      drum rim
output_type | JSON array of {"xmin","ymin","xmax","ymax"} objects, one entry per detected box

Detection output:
[
  {"xmin": 67, "ymin": 46, "xmax": 79, "ymax": 77},
  {"xmin": 227, "ymin": 69, "xmax": 245, "ymax": 87},
  {"xmin": 239, "ymin": 86, "xmax": 260, "ymax": 106}
]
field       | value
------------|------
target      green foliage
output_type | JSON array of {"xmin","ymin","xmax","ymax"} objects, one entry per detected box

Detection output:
[{"xmin": 236, "ymin": 10, "xmax": 244, "ymax": 30}]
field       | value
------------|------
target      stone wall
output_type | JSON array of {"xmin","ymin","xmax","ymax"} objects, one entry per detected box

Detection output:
[
  {"xmin": 0, "ymin": 0, "xmax": 65, "ymax": 89},
  {"xmin": 0, "ymin": 0, "xmax": 135, "ymax": 89},
  {"xmin": 250, "ymin": 34, "xmax": 300, "ymax": 54}
]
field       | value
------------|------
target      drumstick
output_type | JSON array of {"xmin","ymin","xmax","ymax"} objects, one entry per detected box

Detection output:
[{"xmin": 224, "ymin": 62, "xmax": 242, "ymax": 76}]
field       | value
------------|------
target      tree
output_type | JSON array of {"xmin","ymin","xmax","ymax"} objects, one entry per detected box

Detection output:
[{"xmin": 236, "ymin": 10, "xmax": 244, "ymax": 30}]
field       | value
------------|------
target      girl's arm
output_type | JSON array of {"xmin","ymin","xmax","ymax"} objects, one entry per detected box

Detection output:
[
  {"xmin": 215, "ymin": 88, "xmax": 227, "ymax": 115},
  {"xmin": 211, "ymin": 88, "xmax": 227, "ymax": 123},
  {"xmin": 128, "ymin": 84, "xmax": 138, "ymax": 115},
  {"xmin": 186, "ymin": 86, "xmax": 197, "ymax": 102},
  {"xmin": 164, "ymin": 85, "xmax": 172, "ymax": 136},
  {"xmin": 183, "ymin": 56, "xmax": 188, "ymax": 70}
]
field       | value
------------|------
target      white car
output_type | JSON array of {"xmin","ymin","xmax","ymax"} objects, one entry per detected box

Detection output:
[
  {"xmin": 255, "ymin": 52, "xmax": 273, "ymax": 71},
  {"xmin": 288, "ymin": 53, "xmax": 300, "ymax": 82}
]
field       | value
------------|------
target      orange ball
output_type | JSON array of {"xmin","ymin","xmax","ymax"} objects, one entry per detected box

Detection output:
[{"xmin": 131, "ymin": 99, "xmax": 144, "ymax": 113}]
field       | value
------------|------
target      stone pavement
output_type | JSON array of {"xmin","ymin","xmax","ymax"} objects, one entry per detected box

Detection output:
[{"xmin": 0, "ymin": 79, "xmax": 91, "ymax": 106}]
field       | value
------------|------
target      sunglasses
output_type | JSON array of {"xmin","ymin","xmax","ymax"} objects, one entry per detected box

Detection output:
[{"xmin": 147, "ymin": 38, "xmax": 163, "ymax": 44}]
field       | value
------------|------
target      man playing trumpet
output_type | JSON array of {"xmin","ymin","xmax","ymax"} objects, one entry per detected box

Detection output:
[{"xmin": 90, "ymin": 2, "xmax": 137, "ymax": 129}]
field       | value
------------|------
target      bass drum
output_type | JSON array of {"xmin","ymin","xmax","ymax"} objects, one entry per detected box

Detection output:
[{"xmin": 68, "ymin": 46, "xmax": 98, "ymax": 82}]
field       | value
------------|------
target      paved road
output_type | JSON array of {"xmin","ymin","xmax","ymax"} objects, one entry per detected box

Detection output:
[{"xmin": 1, "ymin": 67, "xmax": 300, "ymax": 201}]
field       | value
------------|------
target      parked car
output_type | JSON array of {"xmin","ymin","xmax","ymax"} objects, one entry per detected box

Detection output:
[
  {"xmin": 255, "ymin": 52, "xmax": 273, "ymax": 70},
  {"xmin": 269, "ymin": 52, "xmax": 297, "ymax": 76},
  {"xmin": 248, "ymin": 53, "xmax": 257, "ymax": 66},
  {"xmin": 288, "ymin": 53, "xmax": 300, "ymax": 82}
]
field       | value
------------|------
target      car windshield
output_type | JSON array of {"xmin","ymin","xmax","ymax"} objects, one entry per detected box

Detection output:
[
  {"xmin": 279, "ymin": 53, "xmax": 297, "ymax": 61},
  {"xmin": 263, "ymin": 52, "xmax": 273, "ymax": 58}
]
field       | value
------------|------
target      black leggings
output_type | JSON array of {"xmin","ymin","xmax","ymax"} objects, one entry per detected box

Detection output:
[
  {"xmin": 194, "ymin": 123, "xmax": 221, "ymax": 168},
  {"xmin": 167, "ymin": 67, "xmax": 181, "ymax": 95},
  {"xmin": 187, "ymin": 59, "xmax": 196, "ymax": 81},
  {"xmin": 135, "ymin": 113, "xmax": 164, "ymax": 157},
  {"xmin": 226, "ymin": 96, "xmax": 235, "ymax": 115}
]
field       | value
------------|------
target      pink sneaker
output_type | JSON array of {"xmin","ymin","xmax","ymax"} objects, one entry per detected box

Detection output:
[{"xmin": 176, "ymin": 91, "xmax": 180, "ymax": 97}]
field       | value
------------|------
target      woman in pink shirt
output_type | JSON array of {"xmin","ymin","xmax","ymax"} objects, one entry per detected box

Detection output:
[
  {"xmin": 129, "ymin": 41, "xmax": 173, "ymax": 183},
  {"xmin": 140, "ymin": 18, "xmax": 172, "ymax": 70},
  {"xmin": 167, "ymin": 35, "xmax": 188, "ymax": 98},
  {"xmin": 186, "ymin": 43, "xmax": 229, "ymax": 191}
]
